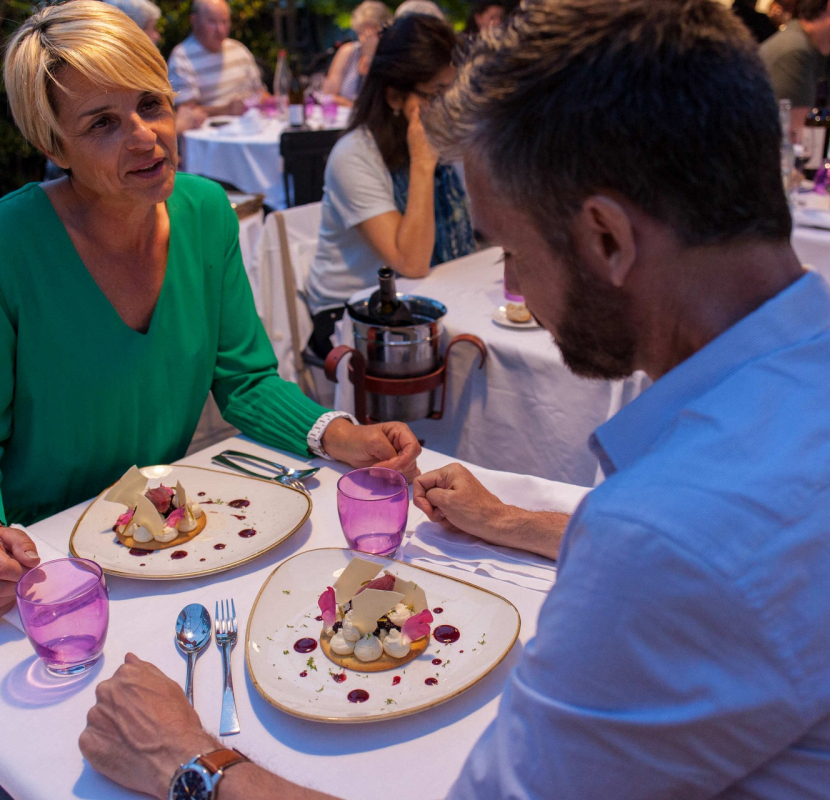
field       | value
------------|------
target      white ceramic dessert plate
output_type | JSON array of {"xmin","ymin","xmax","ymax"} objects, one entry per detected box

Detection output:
[
  {"xmin": 491, "ymin": 306, "xmax": 541, "ymax": 329},
  {"xmin": 246, "ymin": 548, "xmax": 521, "ymax": 723},
  {"xmin": 69, "ymin": 465, "xmax": 311, "ymax": 580}
]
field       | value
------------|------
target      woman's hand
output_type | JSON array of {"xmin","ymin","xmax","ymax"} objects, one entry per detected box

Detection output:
[
  {"xmin": 0, "ymin": 527, "xmax": 40, "ymax": 615},
  {"xmin": 321, "ymin": 419, "xmax": 421, "ymax": 482},
  {"xmin": 406, "ymin": 100, "xmax": 439, "ymax": 170}
]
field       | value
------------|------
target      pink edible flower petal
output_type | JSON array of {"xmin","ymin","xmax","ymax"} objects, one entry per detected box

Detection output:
[
  {"xmin": 165, "ymin": 507, "xmax": 186, "ymax": 528},
  {"xmin": 318, "ymin": 586, "xmax": 337, "ymax": 629},
  {"xmin": 161, "ymin": 484, "xmax": 175, "ymax": 496},
  {"xmin": 401, "ymin": 609, "xmax": 433, "ymax": 645},
  {"xmin": 116, "ymin": 508, "xmax": 135, "ymax": 527}
]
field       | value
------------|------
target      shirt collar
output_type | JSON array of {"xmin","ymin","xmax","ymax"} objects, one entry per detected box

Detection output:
[{"xmin": 591, "ymin": 271, "xmax": 830, "ymax": 477}]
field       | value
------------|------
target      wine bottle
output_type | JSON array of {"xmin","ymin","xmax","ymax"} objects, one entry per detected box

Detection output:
[
  {"xmin": 288, "ymin": 56, "xmax": 305, "ymax": 128},
  {"xmin": 367, "ymin": 267, "xmax": 414, "ymax": 325},
  {"xmin": 273, "ymin": 49, "xmax": 290, "ymax": 121},
  {"xmin": 803, "ymin": 78, "xmax": 830, "ymax": 179}
]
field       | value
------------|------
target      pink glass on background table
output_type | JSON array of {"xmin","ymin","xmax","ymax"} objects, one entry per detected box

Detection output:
[
  {"xmin": 337, "ymin": 467, "xmax": 409, "ymax": 555},
  {"xmin": 16, "ymin": 557, "xmax": 109, "ymax": 676}
]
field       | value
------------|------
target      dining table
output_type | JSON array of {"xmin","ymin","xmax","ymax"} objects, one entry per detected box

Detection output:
[
  {"xmin": 0, "ymin": 435, "xmax": 588, "ymax": 800},
  {"xmin": 182, "ymin": 107, "xmax": 350, "ymax": 211},
  {"xmin": 332, "ymin": 247, "xmax": 651, "ymax": 488}
]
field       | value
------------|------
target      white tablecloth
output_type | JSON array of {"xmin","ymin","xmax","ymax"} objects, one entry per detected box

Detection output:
[
  {"xmin": 333, "ymin": 248, "xmax": 651, "ymax": 488},
  {"xmin": 0, "ymin": 437, "xmax": 587, "ymax": 800},
  {"xmin": 183, "ymin": 108, "xmax": 350, "ymax": 211}
]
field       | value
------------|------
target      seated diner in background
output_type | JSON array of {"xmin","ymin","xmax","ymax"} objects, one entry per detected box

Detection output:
[
  {"xmin": 80, "ymin": 0, "xmax": 830, "ymax": 797},
  {"xmin": 305, "ymin": 13, "xmax": 476, "ymax": 358},
  {"xmin": 759, "ymin": 0, "xmax": 830, "ymax": 133},
  {"xmin": 0, "ymin": 0, "xmax": 420, "ymax": 616},
  {"xmin": 167, "ymin": 0, "xmax": 269, "ymax": 118},
  {"xmin": 322, "ymin": 1, "xmax": 393, "ymax": 107},
  {"xmin": 462, "ymin": 0, "xmax": 505, "ymax": 40},
  {"xmin": 103, "ymin": 0, "xmax": 208, "ymax": 132}
]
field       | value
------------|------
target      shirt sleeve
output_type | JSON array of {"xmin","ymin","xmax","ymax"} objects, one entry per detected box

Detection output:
[
  {"xmin": 168, "ymin": 46, "xmax": 201, "ymax": 106},
  {"xmin": 766, "ymin": 48, "xmax": 817, "ymax": 108},
  {"xmin": 325, "ymin": 131, "xmax": 398, "ymax": 230},
  {"xmin": 0, "ymin": 286, "xmax": 12, "ymax": 526},
  {"xmin": 449, "ymin": 506, "xmax": 808, "ymax": 799},
  {"xmin": 208, "ymin": 191, "xmax": 331, "ymax": 454}
]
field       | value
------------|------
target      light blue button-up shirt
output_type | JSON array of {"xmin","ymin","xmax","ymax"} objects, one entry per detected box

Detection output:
[{"xmin": 450, "ymin": 271, "xmax": 830, "ymax": 799}]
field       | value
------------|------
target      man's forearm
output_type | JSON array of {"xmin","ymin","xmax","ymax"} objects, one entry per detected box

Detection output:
[{"xmin": 489, "ymin": 506, "xmax": 570, "ymax": 560}]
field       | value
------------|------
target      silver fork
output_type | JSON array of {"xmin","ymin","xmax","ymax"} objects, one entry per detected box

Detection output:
[
  {"xmin": 212, "ymin": 455, "xmax": 311, "ymax": 498},
  {"xmin": 215, "ymin": 599, "xmax": 240, "ymax": 735}
]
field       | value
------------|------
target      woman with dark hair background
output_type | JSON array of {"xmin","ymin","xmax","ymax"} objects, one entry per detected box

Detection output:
[
  {"xmin": 305, "ymin": 13, "xmax": 475, "ymax": 358},
  {"xmin": 463, "ymin": 0, "xmax": 504, "ymax": 37}
]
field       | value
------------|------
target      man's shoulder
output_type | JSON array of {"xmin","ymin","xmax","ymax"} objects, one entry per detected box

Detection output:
[
  {"xmin": 760, "ymin": 21, "xmax": 815, "ymax": 62},
  {"xmin": 168, "ymin": 35, "xmax": 201, "ymax": 63},
  {"xmin": 222, "ymin": 37, "xmax": 257, "ymax": 62},
  {"xmin": 581, "ymin": 337, "xmax": 830, "ymax": 575}
]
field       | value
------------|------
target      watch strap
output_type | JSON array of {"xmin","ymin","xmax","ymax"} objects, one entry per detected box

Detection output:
[
  {"xmin": 307, "ymin": 410, "xmax": 359, "ymax": 459},
  {"xmin": 197, "ymin": 748, "xmax": 249, "ymax": 775}
]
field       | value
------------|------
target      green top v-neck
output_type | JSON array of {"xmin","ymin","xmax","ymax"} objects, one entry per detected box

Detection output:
[{"xmin": 0, "ymin": 174, "xmax": 328, "ymax": 525}]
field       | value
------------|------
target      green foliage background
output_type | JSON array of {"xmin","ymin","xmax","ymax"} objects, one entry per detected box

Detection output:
[{"xmin": 0, "ymin": 0, "xmax": 469, "ymax": 196}]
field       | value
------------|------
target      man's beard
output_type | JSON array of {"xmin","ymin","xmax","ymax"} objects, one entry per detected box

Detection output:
[{"xmin": 550, "ymin": 247, "xmax": 637, "ymax": 380}]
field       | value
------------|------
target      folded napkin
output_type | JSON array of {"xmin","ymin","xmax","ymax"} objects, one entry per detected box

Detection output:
[
  {"xmin": 399, "ymin": 468, "xmax": 591, "ymax": 593},
  {"xmin": 2, "ymin": 526, "xmax": 68, "ymax": 633}
]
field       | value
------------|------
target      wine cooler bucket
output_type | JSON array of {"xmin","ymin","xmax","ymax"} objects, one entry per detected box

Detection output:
[
  {"xmin": 348, "ymin": 295, "xmax": 446, "ymax": 421},
  {"xmin": 326, "ymin": 295, "xmax": 487, "ymax": 424}
]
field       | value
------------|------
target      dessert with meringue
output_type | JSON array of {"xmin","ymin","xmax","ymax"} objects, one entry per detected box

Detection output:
[
  {"xmin": 318, "ymin": 557, "xmax": 433, "ymax": 672},
  {"xmin": 105, "ymin": 465, "xmax": 206, "ymax": 550}
]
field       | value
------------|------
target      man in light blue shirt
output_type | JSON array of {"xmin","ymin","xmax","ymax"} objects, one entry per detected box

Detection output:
[{"xmin": 77, "ymin": 1, "xmax": 830, "ymax": 798}]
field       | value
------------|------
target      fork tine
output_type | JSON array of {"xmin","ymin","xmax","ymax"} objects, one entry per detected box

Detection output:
[
  {"xmin": 215, "ymin": 600, "xmax": 220, "ymax": 635},
  {"xmin": 231, "ymin": 599, "xmax": 237, "ymax": 633}
]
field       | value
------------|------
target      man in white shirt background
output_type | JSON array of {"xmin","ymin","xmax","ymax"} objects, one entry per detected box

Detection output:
[{"xmin": 167, "ymin": 0, "xmax": 268, "ymax": 118}]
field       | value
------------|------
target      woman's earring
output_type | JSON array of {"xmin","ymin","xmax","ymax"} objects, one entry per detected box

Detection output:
[{"xmin": 393, "ymin": 108, "xmax": 401, "ymax": 117}]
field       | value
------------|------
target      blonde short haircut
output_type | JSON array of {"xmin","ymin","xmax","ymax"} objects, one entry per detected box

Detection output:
[
  {"xmin": 351, "ymin": 1, "xmax": 393, "ymax": 33},
  {"xmin": 3, "ymin": 0, "xmax": 174, "ymax": 161}
]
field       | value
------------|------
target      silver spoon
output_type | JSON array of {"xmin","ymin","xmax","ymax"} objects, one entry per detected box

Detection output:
[{"xmin": 175, "ymin": 603, "xmax": 212, "ymax": 706}]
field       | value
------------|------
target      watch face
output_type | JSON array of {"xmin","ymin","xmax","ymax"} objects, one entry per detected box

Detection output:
[{"xmin": 170, "ymin": 767, "xmax": 213, "ymax": 800}]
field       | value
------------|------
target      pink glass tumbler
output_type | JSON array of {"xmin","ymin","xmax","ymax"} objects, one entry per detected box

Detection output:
[
  {"xmin": 337, "ymin": 467, "xmax": 409, "ymax": 555},
  {"xmin": 16, "ymin": 558, "xmax": 109, "ymax": 676}
]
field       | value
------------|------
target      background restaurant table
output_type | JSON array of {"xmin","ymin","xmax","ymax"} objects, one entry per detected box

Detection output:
[
  {"xmin": 333, "ymin": 247, "xmax": 651, "ymax": 488},
  {"xmin": 183, "ymin": 108, "xmax": 350, "ymax": 211},
  {"xmin": 0, "ymin": 436, "xmax": 588, "ymax": 800}
]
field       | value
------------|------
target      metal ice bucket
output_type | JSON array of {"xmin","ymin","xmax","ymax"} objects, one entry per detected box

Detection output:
[{"xmin": 348, "ymin": 295, "xmax": 447, "ymax": 422}]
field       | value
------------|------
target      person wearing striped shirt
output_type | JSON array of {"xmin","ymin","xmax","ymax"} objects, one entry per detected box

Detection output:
[{"xmin": 167, "ymin": 0, "xmax": 267, "ymax": 118}]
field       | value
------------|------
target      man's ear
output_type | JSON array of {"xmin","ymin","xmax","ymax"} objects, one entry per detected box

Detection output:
[{"xmin": 573, "ymin": 195, "xmax": 636, "ymax": 288}]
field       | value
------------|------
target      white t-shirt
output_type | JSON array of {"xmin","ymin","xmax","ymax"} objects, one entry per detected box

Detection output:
[
  {"xmin": 305, "ymin": 127, "xmax": 397, "ymax": 315},
  {"xmin": 168, "ymin": 35, "xmax": 263, "ymax": 107}
]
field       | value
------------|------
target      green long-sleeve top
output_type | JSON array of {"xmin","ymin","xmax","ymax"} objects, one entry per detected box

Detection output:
[{"xmin": 0, "ymin": 174, "xmax": 329, "ymax": 526}]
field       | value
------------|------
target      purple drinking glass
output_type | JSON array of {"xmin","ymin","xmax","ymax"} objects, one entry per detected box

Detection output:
[
  {"xmin": 16, "ymin": 558, "xmax": 109, "ymax": 676},
  {"xmin": 337, "ymin": 467, "xmax": 409, "ymax": 555}
]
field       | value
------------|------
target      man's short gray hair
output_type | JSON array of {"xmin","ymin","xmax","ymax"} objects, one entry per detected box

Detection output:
[{"xmin": 425, "ymin": 0, "xmax": 791, "ymax": 249}]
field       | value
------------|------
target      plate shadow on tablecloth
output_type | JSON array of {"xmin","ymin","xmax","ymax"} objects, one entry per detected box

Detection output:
[{"xmin": 244, "ymin": 638, "xmax": 524, "ymax": 755}]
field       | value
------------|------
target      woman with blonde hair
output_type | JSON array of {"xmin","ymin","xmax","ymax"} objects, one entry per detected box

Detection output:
[
  {"xmin": 0, "ymin": 0, "xmax": 419, "ymax": 613},
  {"xmin": 322, "ymin": 0, "xmax": 393, "ymax": 106}
]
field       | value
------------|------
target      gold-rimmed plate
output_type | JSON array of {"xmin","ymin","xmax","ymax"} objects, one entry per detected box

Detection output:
[
  {"xmin": 246, "ymin": 548, "xmax": 521, "ymax": 723},
  {"xmin": 69, "ymin": 465, "xmax": 311, "ymax": 580}
]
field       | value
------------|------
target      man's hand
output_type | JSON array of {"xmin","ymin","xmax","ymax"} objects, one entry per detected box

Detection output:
[
  {"xmin": 0, "ymin": 527, "xmax": 40, "ymax": 615},
  {"xmin": 413, "ymin": 463, "xmax": 509, "ymax": 538},
  {"xmin": 321, "ymin": 419, "xmax": 421, "ymax": 482},
  {"xmin": 414, "ymin": 464, "xmax": 570, "ymax": 560},
  {"xmin": 80, "ymin": 653, "xmax": 218, "ymax": 799}
]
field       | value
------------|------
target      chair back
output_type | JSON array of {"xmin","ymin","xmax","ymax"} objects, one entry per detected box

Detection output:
[
  {"xmin": 279, "ymin": 128, "xmax": 341, "ymax": 207},
  {"xmin": 252, "ymin": 202, "xmax": 322, "ymax": 395}
]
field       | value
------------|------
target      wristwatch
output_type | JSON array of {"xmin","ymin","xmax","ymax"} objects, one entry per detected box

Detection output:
[{"xmin": 169, "ymin": 748, "xmax": 249, "ymax": 800}]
